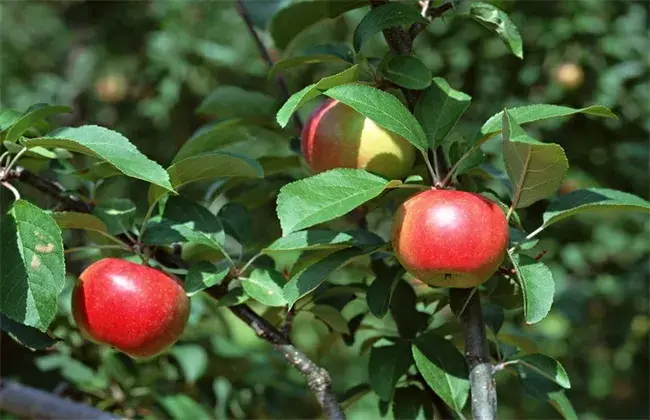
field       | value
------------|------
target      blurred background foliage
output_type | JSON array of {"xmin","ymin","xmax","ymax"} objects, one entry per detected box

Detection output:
[{"xmin": 1, "ymin": 0, "xmax": 648, "ymax": 419}]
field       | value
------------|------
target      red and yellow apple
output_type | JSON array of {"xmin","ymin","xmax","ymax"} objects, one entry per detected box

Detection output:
[
  {"xmin": 72, "ymin": 258, "xmax": 190, "ymax": 358},
  {"xmin": 392, "ymin": 189, "xmax": 509, "ymax": 288},
  {"xmin": 301, "ymin": 99, "xmax": 416, "ymax": 180}
]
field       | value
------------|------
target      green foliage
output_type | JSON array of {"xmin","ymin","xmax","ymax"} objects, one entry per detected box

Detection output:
[{"xmin": 1, "ymin": 1, "xmax": 649, "ymax": 419}]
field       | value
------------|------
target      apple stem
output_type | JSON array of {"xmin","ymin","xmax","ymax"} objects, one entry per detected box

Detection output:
[
  {"xmin": 422, "ymin": 152, "xmax": 441, "ymax": 185},
  {"xmin": 1, "ymin": 181, "xmax": 21, "ymax": 201},
  {"xmin": 451, "ymin": 288, "xmax": 497, "ymax": 420}
]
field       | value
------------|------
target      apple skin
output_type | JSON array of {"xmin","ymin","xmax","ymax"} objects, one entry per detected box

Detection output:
[
  {"xmin": 301, "ymin": 99, "xmax": 416, "ymax": 180},
  {"xmin": 392, "ymin": 189, "xmax": 509, "ymax": 288},
  {"xmin": 72, "ymin": 258, "xmax": 190, "ymax": 358}
]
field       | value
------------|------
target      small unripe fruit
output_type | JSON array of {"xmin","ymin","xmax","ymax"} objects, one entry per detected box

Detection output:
[
  {"xmin": 553, "ymin": 63, "xmax": 584, "ymax": 90},
  {"xmin": 392, "ymin": 189, "xmax": 508, "ymax": 288},
  {"xmin": 95, "ymin": 74, "xmax": 128, "ymax": 103},
  {"xmin": 72, "ymin": 258, "xmax": 190, "ymax": 358},
  {"xmin": 301, "ymin": 99, "xmax": 416, "ymax": 180}
]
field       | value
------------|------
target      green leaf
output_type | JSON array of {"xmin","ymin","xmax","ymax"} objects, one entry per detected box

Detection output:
[
  {"xmin": 301, "ymin": 43, "xmax": 355, "ymax": 62},
  {"xmin": 482, "ymin": 302, "xmax": 505, "ymax": 335},
  {"xmin": 277, "ymin": 168, "xmax": 392, "ymax": 236},
  {"xmin": 3, "ymin": 141, "xmax": 57, "ymax": 159},
  {"xmin": 542, "ymin": 188, "xmax": 650, "ymax": 228},
  {"xmin": 502, "ymin": 110, "xmax": 568, "ymax": 208},
  {"xmin": 197, "ymin": 86, "xmax": 276, "ymax": 119},
  {"xmin": 270, "ymin": 55, "xmax": 352, "ymax": 80},
  {"xmin": 215, "ymin": 287, "xmax": 249, "ymax": 307},
  {"xmin": 93, "ymin": 198, "xmax": 136, "ymax": 235},
  {"xmin": 508, "ymin": 253, "xmax": 554, "ymax": 324},
  {"xmin": 412, "ymin": 332, "xmax": 470, "ymax": 412},
  {"xmin": 519, "ymin": 353, "xmax": 571, "ymax": 389},
  {"xmin": 51, "ymin": 212, "xmax": 109, "ymax": 235},
  {"xmin": 380, "ymin": 55, "xmax": 431, "ymax": 90},
  {"xmin": 243, "ymin": 268, "xmax": 287, "ymax": 307},
  {"xmin": 23, "ymin": 125, "xmax": 173, "ymax": 192},
  {"xmin": 468, "ymin": 2, "xmax": 523, "ymax": 59},
  {"xmin": 170, "ymin": 345, "xmax": 208, "ymax": 383},
  {"xmin": 310, "ymin": 304, "xmax": 350, "ymax": 334},
  {"xmin": 185, "ymin": 261, "xmax": 230, "ymax": 296},
  {"xmin": 172, "ymin": 122, "xmax": 291, "ymax": 164},
  {"xmin": 0, "ymin": 108, "xmax": 23, "ymax": 131},
  {"xmin": 283, "ymin": 247, "xmax": 368, "ymax": 307},
  {"xmin": 218, "ymin": 203, "xmax": 253, "ymax": 245},
  {"xmin": 392, "ymin": 386, "xmax": 434, "ymax": 420},
  {"xmin": 479, "ymin": 104, "xmax": 617, "ymax": 141},
  {"xmin": 263, "ymin": 230, "xmax": 355, "ymax": 254},
  {"xmin": 0, "ymin": 314, "xmax": 59, "ymax": 350},
  {"xmin": 276, "ymin": 65, "xmax": 360, "ymax": 128},
  {"xmin": 0, "ymin": 200, "xmax": 65, "ymax": 331},
  {"xmin": 369, "ymin": 339, "xmax": 413, "ymax": 401},
  {"xmin": 148, "ymin": 151, "xmax": 264, "ymax": 204},
  {"xmin": 159, "ymin": 395, "xmax": 213, "ymax": 420},
  {"xmin": 390, "ymin": 279, "xmax": 428, "ymax": 339},
  {"xmin": 518, "ymin": 365, "xmax": 577, "ymax": 420},
  {"xmin": 415, "ymin": 78, "xmax": 472, "ymax": 148},
  {"xmin": 324, "ymin": 83, "xmax": 428, "ymax": 152},
  {"xmin": 353, "ymin": 3, "xmax": 426, "ymax": 52},
  {"xmin": 270, "ymin": 0, "xmax": 366, "ymax": 50},
  {"xmin": 4, "ymin": 104, "xmax": 72, "ymax": 143},
  {"xmin": 141, "ymin": 196, "xmax": 226, "ymax": 256},
  {"xmin": 366, "ymin": 265, "xmax": 402, "ymax": 318}
]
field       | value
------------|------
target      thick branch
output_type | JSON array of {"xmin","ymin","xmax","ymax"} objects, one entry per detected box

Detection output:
[
  {"xmin": 8, "ymin": 165, "xmax": 344, "ymax": 419},
  {"xmin": 0, "ymin": 379, "xmax": 116, "ymax": 419},
  {"xmin": 451, "ymin": 289, "xmax": 497, "ymax": 420}
]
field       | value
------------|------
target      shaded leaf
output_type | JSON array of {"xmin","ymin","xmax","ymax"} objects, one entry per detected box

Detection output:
[
  {"xmin": 283, "ymin": 247, "xmax": 369, "ymax": 307},
  {"xmin": 159, "ymin": 395, "xmax": 212, "ymax": 419},
  {"xmin": 353, "ymin": 3, "xmax": 426, "ymax": 51},
  {"xmin": 415, "ymin": 78, "xmax": 471, "ymax": 148},
  {"xmin": 542, "ymin": 188, "xmax": 650, "ymax": 228},
  {"xmin": 52, "ymin": 212, "xmax": 109, "ymax": 235},
  {"xmin": 469, "ymin": 2, "xmax": 523, "ymax": 59},
  {"xmin": 366, "ymin": 265, "xmax": 403, "ymax": 318},
  {"xmin": 170, "ymin": 345, "xmax": 208, "ymax": 383},
  {"xmin": 0, "ymin": 314, "xmax": 59, "ymax": 350},
  {"xmin": 369, "ymin": 339, "xmax": 413, "ymax": 400},
  {"xmin": 149, "ymin": 152, "xmax": 263, "ymax": 204},
  {"xmin": 380, "ymin": 55, "xmax": 431, "ymax": 90},
  {"xmin": 93, "ymin": 198, "xmax": 136, "ymax": 235},
  {"xmin": 519, "ymin": 353, "xmax": 571, "ymax": 389},
  {"xmin": 270, "ymin": 0, "xmax": 366, "ymax": 49},
  {"xmin": 270, "ymin": 55, "xmax": 352, "ymax": 80},
  {"xmin": 310, "ymin": 304, "xmax": 350, "ymax": 334},
  {"xmin": 197, "ymin": 86, "xmax": 276, "ymax": 119}
]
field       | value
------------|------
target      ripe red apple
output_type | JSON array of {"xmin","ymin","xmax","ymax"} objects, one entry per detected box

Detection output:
[
  {"xmin": 71, "ymin": 258, "xmax": 190, "ymax": 358},
  {"xmin": 392, "ymin": 189, "xmax": 509, "ymax": 288},
  {"xmin": 301, "ymin": 99, "xmax": 416, "ymax": 180}
]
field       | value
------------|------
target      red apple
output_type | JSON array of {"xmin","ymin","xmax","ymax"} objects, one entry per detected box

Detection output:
[
  {"xmin": 72, "ymin": 258, "xmax": 190, "ymax": 358},
  {"xmin": 392, "ymin": 189, "xmax": 509, "ymax": 288},
  {"xmin": 301, "ymin": 99, "xmax": 416, "ymax": 180}
]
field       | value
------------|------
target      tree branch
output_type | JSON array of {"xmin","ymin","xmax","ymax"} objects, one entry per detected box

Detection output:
[
  {"xmin": 0, "ymin": 379, "xmax": 116, "ymax": 419},
  {"xmin": 234, "ymin": 0, "xmax": 303, "ymax": 131},
  {"xmin": 409, "ymin": 1, "xmax": 454, "ymax": 39},
  {"xmin": 450, "ymin": 289, "xmax": 497, "ymax": 420},
  {"xmin": 2, "ymin": 166, "xmax": 93, "ymax": 213},
  {"xmin": 5, "ymin": 165, "xmax": 345, "ymax": 420}
]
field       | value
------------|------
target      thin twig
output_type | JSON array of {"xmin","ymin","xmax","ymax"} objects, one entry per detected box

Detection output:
[
  {"xmin": 450, "ymin": 289, "xmax": 497, "ymax": 420},
  {"xmin": 235, "ymin": 0, "xmax": 303, "ymax": 131},
  {"xmin": 12, "ymin": 166, "xmax": 345, "ymax": 419},
  {"xmin": 2, "ymin": 166, "xmax": 93, "ymax": 212},
  {"xmin": 1, "ymin": 181, "xmax": 21, "ymax": 201},
  {"xmin": 409, "ymin": 1, "xmax": 455, "ymax": 39}
]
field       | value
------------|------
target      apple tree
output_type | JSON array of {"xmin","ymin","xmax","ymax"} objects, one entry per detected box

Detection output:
[{"xmin": 1, "ymin": 1, "xmax": 649, "ymax": 419}]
